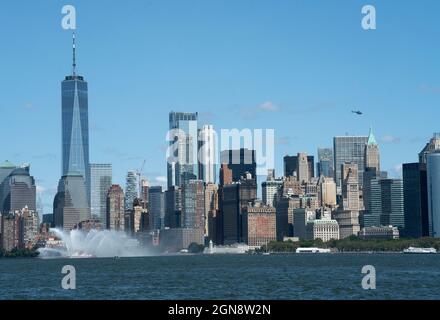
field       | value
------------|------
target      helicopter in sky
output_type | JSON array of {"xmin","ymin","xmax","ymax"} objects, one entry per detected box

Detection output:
[{"xmin": 351, "ymin": 110, "xmax": 363, "ymax": 115}]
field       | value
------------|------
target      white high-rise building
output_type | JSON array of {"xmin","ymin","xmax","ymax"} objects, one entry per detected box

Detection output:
[
  {"xmin": 262, "ymin": 170, "xmax": 283, "ymax": 207},
  {"xmin": 198, "ymin": 124, "xmax": 217, "ymax": 184}
]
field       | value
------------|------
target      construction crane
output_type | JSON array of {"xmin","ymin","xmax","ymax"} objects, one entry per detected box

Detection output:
[{"xmin": 136, "ymin": 160, "xmax": 146, "ymax": 198}]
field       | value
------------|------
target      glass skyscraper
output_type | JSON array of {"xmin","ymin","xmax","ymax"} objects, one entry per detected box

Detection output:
[
  {"xmin": 167, "ymin": 112, "xmax": 198, "ymax": 188},
  {"xmin": 403, "ymin": 163, "xmax": 429, "ymax": 238},
  {"xmin": 90, "ymin": 164, "xmax": 112, "ymax": 225},
  {"xmin": 365, "ymin": 178, "xmax": 404, "ymax": 230},
  {"xmin": 149, "ymin": 186, "xmax": 165, "ymax": 230},
  {"xmin": 333, "ymin": 136, "xmax": 368, "ymax": 188},
  {"xmin": 427, "ymin": 152, "xmax": 440, "ymax": 237},
  {"xmin": 317, "ymin": 148, "xmax": 334, "ymax": 178},
  {"xmin": 125, "ymin": 171, "xmax": 137, "ymax": 211},
  {"xmin": 61, "ymin": 34, "xmax": 90, "ymax": 203}
]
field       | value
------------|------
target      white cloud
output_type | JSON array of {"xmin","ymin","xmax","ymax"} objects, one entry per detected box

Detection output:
[
  {"xmin": 394, "ymin": 164, "xmax": 403, "ymax": 175},
  {"xmin": 259, "ymin": 101, "xmax": 279, "ymax": 112},
  {"xmin": 155, "ymin": 176, "xmax": 167, "ymax": 183},
  {"xmin": 36, "ymin": 185, "xmax": 46, "ymax": 194},
  {"xmin": 381, "ymin": 135, "xmax": 401, "ymax": 143}
]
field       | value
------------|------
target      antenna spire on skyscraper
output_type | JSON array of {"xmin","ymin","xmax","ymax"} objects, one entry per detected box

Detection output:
[{"xmin": 72, "ymin": 32, "xmax": 76, "ymax": 76}]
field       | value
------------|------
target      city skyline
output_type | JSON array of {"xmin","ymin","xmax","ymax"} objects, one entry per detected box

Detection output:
[{"xmin": 1, "ymin": 1, "xmax": 439, "ymax": 215}]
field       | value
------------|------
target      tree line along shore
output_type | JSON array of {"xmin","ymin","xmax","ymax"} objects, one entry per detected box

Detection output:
[{"xmin": 259, "ymin": 236, "xmax": 440, "ymax": 253}]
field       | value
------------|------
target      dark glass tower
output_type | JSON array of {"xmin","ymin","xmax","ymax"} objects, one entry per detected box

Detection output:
[
  {"xmin": 61, "ymin": 33, "xmax": 90, "ymax": 203},
  {"xmin": 402, "ymin": 163, "xmax": 428, "ymax": 238}
]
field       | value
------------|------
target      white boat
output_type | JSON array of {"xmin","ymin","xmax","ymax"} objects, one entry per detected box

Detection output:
[
  {"xmin": 203, "ymin": 243, "xmax": 249, "ymax": 254},
  {"xmin": 403, "ymin": 247, "xmax": 437, "ymax": 254},
  {"xmin": 296, "ymin": 247, "xmax": 331, "ymax": 253}
]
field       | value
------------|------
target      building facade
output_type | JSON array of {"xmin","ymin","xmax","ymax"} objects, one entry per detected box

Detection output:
[
  {"xmin": 242, "ymin": 203, "xmax": 276, "ymax": 249},
  {"xmin": 90, "ymin": 164, "xmax": 112, "ymax": 226},
  {"xmin": 53, "ymin": 173, "xmax": 91, "ymax": 231},
  {"xmin": 106, "ymin": 184, "xmax": 125, "ymax": 231},
  {"xmin": 333, "ymin": 136, "xmax": 368, "ymax": 188},
  {"xmin": 366, "ymin": 179, "xmax": 404, "ymax": 231},
  {"xmin": 427, "ymin": 152, "xmax": 440, "ymax": 237},
  {"xmin": 149, "ymin": 186, "xmax": 165, "ymax": 230},
  {"xmin": 124, "ymin": 171, "xmax": 137, "ymax": 212},
  {"xmin": 0, "ymin": 166, "xmax": 36, "ymax": 214},
  {"xmin": 182, "ymin": 180, "xmax": 205, "ymax": 231},
  {"xmin": 402, "ymin": 163, "xmax": 429, "ymax": 238},
  {"xmin": 317, "ymin": 148, "xmax": 334, "ymax": 178},
  {"xmin": 198, "ymin": 124, "xmax": 216, "ymax": 184},
  {"xmin": 306, "ymin": 219, "xmax": 340, "ymax": 242},
  {"xmin": 167, "ymin": 112, "xmax": 198, "ymax": 188},
  {"xmin": 220, "ymin": 148, "xmax": 256, "ymax": 183}
]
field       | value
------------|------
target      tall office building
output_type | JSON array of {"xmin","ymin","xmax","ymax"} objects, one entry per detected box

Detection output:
[
  {"xmin": 427, "ymin": 152, "xmax": 440, "ymax": 237},
  {"xmin": 0, "ymin": 166, "xmax": 36, "ymax": 214},
  {"xmin": 334, "ymin": 163, "xmax": 361, "ymax": 238},
  {"xmin": 275, "ymin": 195, "xmax": 301, "ymax": 240},
  {"xmin": 366, "ymin": 179, "xmax": 404, "ymax": 230},
  {"xmin": 90, "ymin": 164, "xmax": 112, "ymax": 225},
  {"xmin": 419, "ymin": 133, "xmax": 440, "ymax": 164},
  {"xmin": 0, "ymin": 161, "xmax": 17, "ymax": 189},
  {"xmin": 318, "ymin": 175, "xmax": 337, "ymax": 207},
  {"xmin": 403, "ymin": 163, "xmax": 429, "ymax": 238},
  {"xmin": 283, "ymin": 155, "xmax": 314, "ymax": 179},
  {"xmin": 149, "ymin": 186, "xmax": 165, "ymax": 230},
  {"xmin": 106, "ymin": 184, "xmax": 125, "ymax": 231},
  {"xmin": 53, "ymin": 173, "xmax": 91, "ymax": 230},
  {"xmin": 333, "ymin": 135, "xmax": 368, "ymax": 187},
  {"xmin": 297, "ymin": 153, "xmax": 309, "ymax": 183},
  {"xmin": 124, "ymin": 171, "xmax": 137, "ymax": 211},
  {"xmin": 222, "ymin": 173, "xmax": 257, "ymax": 244},
  {"xmin": 61, "ymin": 34, "xmax": 90, "ymax": 203},
  {"xmin": 164, "ymin": 186, "xmax": 182, "ymax": 228},
  {"xmin": 140, "ymin": 178, "xmax": 149, "ymax": 209},
  {"xmin": 182, "ymin": 180, "xmax": 205, "ymax": 230},
  {"xmin": 198, "ymin": 124, "xmax": 216, "ymax": 184},
  {"xmin": 167, "ymin": 112, "xmax": 198, "ymax": 188},
  {"xmin": 220, "ymin": 148, "xmax": 257, "ymax": 183},
  {"xmin": 262, "ymin": 170, "xmax": 283, "ymax": 207},
  {"xmin": 204, "ymin": 183, "xmax": 219, "ymax": 241},
  {"xmin": 362, "ymin": 167, "xmax": 388, "ymax": 218},
  {"xmin": 317, "ymin": 148, "xmax": 334, "ymax": 178},
  {"xmin": 365, "ymin": 128, "xmax": 380, "ymax": 171},
  {"xmin": 242, "ymin": 202, "xmax": 277, "ymax": 248},
  {"xmin": 341, "ymin": 163, "xmax": 360, "ymax": 211}
]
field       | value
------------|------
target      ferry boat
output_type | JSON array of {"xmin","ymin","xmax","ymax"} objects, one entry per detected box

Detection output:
[
  {"xmin": 403, "ymin": 247, "xmax": 437, "ymax": 254},
  {"xmin": 296, "ymin": 247, "xmax": 331, "ymax": 253}
]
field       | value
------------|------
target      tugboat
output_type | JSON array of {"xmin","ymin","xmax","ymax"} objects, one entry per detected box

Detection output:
[{"xmin": 403, "ymin": 247, "xmax": 437, "ymax": 254}]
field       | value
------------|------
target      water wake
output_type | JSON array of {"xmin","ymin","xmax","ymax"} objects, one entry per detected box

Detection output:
[{"xmin": 38, "ymin": 228, "xmax": 151, "ymax": 258}]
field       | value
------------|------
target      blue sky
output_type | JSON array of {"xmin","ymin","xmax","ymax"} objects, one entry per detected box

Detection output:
[{"xmin": 1, "ymin": 0, "xmax": 439, "ymax": 214}]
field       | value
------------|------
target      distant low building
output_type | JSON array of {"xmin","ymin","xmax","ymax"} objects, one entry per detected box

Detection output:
[
  {"xmin": 159, "ymin": 228, "xmax": 204, "ymax": 251},
  {"xmin": 306, "ymin": 219, "xmax": 340, "ymax": 242},
  {"xmin": 76, "ymin": 219, "xmax": 103, "ymax": 232},
  {"xmin": 334, "ymin": 210, "xmax": 360, "ymax": 239},
  {"xmin": 358, "ymin": 226, "xmax": 399, "ymax": 239}
]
